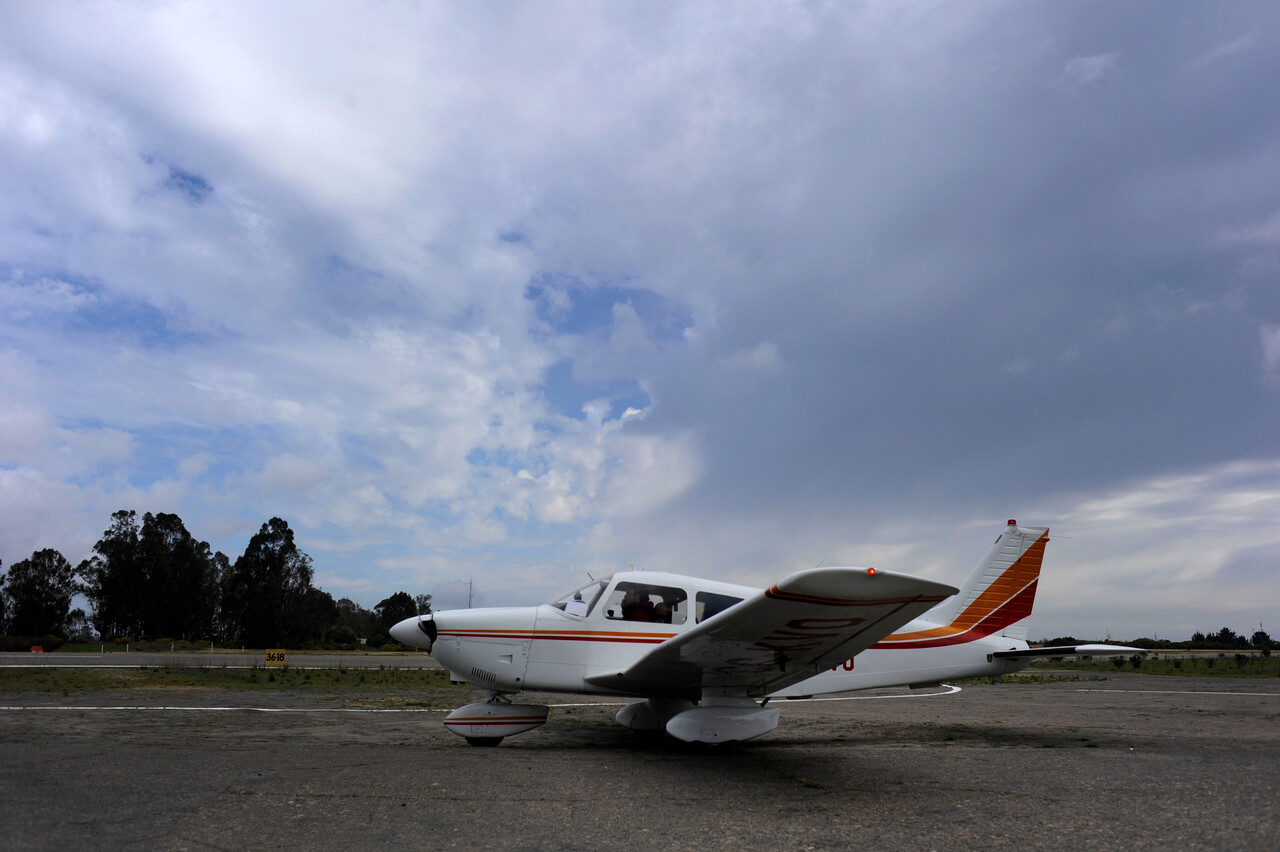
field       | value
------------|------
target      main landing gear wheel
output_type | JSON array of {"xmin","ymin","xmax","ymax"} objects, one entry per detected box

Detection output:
[{"xmin": 465, "ymin": 736, "xmax": 504, "ymax": 747}]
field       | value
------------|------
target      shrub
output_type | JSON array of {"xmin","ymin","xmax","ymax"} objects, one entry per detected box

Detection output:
[{"xmin": 38, "ymin": 635, "xmax": 65, "ymax": 652}]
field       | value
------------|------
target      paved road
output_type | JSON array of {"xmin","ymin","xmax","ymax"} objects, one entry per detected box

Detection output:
[
  {"xmin": 0, "ymin": 651, "xmax": 441, "ymax": 670},
  {"xmin": 2, "ymin": 674, "xmax": 1277, "ymax": 849}
]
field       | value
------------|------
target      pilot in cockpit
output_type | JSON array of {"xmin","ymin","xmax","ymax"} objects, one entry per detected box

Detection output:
[
  {"xmin": 621, "ymin": 588, "xmax": 654, "ymax": 621},
  {"xmin": 565, "ymin": 591, "xmax": 589, "ymax": 616}
]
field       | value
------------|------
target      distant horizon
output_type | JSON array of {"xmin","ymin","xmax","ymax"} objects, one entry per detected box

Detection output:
[{"xmin": 5, "ymin": 504, "xmax": 1273, "ymax": 645}]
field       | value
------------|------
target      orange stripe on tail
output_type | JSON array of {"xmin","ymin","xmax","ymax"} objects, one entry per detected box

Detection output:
[{"xmin": 879, "ymin": 528, "xmax": 1049, "ymax": 645}]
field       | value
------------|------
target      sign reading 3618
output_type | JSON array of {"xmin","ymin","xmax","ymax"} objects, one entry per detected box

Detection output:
[{"xmin": 265, "ymin": 649, "xmax": 287, "ymax": 667}]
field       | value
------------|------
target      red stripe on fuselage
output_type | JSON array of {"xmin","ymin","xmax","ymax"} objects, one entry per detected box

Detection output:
[{"xmin": 436, "ymin": 630, "xmax": 674, "ymax": 645}]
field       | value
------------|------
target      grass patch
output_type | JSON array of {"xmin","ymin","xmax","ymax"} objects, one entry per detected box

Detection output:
[
  {"xmin": 0, "ymin": 666, "xmax": 455, "ymax": 693},
  {"xmin": 1028, "ymin": 654, "xmax": 1280, "ymax": 678},
  {"xmin": 951, "ymin": 672, "xmax": 1107, "ymax": 686}
]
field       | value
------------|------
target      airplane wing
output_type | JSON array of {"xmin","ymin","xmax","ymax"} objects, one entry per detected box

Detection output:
[{"xmin": 584, "ymin": 567, "xmax": 957, "ymax": 698}]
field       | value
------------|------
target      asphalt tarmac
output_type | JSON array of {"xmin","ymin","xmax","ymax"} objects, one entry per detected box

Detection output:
[{"xmin": 2, "ymin": 674, "xmax": 1277, "ymax": 850}]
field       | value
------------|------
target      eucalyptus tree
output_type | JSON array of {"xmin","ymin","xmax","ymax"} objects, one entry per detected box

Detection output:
[
  {"xmin": 79, "ymin": 510, "xmax": 224, "ymax": 641},
  {"xmin": 221, "ymin": 517, "xmax": 317, "ymax": 648},
  {"xmin": 79, "ymin": 510, "xmax": 144, "ymax": 640},
  {"xmin": 2, "ymin": 549, "xmax": 79, "ymax": 637}
]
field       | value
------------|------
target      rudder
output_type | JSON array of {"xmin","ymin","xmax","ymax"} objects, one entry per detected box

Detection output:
[
  {"xmin": 932, "ymin": 519, "xmax": 1048, "ymax": 640},
  {"xmin": 876, "ymin": 520, "xmax": 1049, "ymax": 649}
]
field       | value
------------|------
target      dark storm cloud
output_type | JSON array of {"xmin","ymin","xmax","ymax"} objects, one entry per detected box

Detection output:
[{"xmin": 613, "ymin": 4, "xmax": 1280, "ymax": 532}]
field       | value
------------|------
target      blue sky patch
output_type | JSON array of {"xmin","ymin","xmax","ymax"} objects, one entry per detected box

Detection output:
[
  {"xmin": 3, "ymin": 271, "xmax": 197, "ymax": 349},
  {"xmin": 69, "ymin": 288, "xmax": 196, "ymax": 348},
  {"xmin": 541, "ymin": 360, "xmax": 651, "ymax": 421},
  {"xmin": 165, "ymin": 166, "xmax": 213, "ymax": 203},
  {"xmin": 526, "ymin": 275, "xmax": 693, "ymax": 341},
  {"xmin": 466, "ymin": 446, "xmax": 527, "ymax": 472}
]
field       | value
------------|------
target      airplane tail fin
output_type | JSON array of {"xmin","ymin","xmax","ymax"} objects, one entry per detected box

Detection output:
[{"xmin": 876, "ymin": 520, "xmax": 1049, "ymax": 649}]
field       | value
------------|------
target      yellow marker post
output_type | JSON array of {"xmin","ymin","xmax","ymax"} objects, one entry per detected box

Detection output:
[{"xmin": 265, "ymin": 649, "xmax": 287, "ymax": 667}]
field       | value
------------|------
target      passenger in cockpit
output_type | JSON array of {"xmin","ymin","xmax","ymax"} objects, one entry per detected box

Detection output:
[{"xmin": 622, "ymin": 588, "xmax": 654, "ymax": 621}]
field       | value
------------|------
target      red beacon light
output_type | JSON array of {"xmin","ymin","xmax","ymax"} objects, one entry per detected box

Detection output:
[
  {"xmin": 1007, "ymin": 519, "xmax": 1017, "ymax": 526},
  {"xmin": 866, "ymin": 567, "xmax": 877, "ymax": 576}
]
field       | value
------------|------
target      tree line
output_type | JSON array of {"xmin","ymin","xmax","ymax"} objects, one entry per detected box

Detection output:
[
  {"xmin": 1040, "ymin": 626, "xmax": 1275, "ymax": 651},
  {"xmin": 0, "ymin": 510, "xmax": 429, "ymax": 650}
]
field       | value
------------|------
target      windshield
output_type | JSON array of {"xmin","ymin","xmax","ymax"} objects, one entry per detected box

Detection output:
[{"xmin": 549, "ymin": 577, "xmax": 610, "ymax": 616}]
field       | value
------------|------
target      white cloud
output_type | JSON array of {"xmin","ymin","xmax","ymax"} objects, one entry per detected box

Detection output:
[
  {"xmin": 721, "ymin": 341, "xmax": 781, "ymax": 372},
  {"xmin": 0, "ymin": 276, "xmax": 99, "ymax": 318},
  {"xmin": 253, "ymin": 454, "xmax": 333, "ymax": 494},
  {"xmin": 1058, "ymin": 52, "xmax": 1119, "ymax": 87},
  {"xmin": 1034, "ymin": 459, "xmax": 1280, "ymax": 633},
  {"xmin": 1217, "ymin": 210, "xmax": 1280, "ymax": 247},
  {"xmin": 1261, "ymin": 325, "xmax": 1280, "ymax": 380},
  {"xmin": 1190, "ymin": 32, "xmax": 1258, "ymax": 72},
  {"xmin": 1002, "ymin": 356, "xmax": 1033, "ymax": 373}
]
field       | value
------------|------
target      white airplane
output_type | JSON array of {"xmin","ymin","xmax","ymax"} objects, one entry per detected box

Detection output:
[{"xmin": 390, "ymin": 521, "xmax": 1136, "ymax": 746}]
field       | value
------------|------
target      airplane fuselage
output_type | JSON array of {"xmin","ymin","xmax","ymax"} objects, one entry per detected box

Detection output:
[
  {"xmin": 388, "ymin": 523, "xmax": 1137, "ymax": 745},
  {"xmin": 395, "ymin": 569, "xmax": 1032, "ymax": 701}
]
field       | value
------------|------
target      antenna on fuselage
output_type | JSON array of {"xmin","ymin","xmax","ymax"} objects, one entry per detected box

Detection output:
[{"xmin": 467, "ymin": 578, "xmax": 473, "ymax": 609}]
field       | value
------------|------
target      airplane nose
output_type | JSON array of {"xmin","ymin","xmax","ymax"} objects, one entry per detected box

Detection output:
[{"xmin": 391, "ymin": 614, "xmax": 436, "ymax": 651}]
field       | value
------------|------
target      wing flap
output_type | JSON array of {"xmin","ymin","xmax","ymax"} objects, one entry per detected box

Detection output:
[{"xmin": 585, "ymin": 567, "xmax": 956, "ymax": 698}]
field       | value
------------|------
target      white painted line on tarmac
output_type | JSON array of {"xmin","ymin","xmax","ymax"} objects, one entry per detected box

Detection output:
[
  {"xmin": 1077, "ymin": 688, "xmax": 1280, "ymax": 697},
  {"xmin": 786, "ymin": 684, "xmax": 962, "ymax": 702}
]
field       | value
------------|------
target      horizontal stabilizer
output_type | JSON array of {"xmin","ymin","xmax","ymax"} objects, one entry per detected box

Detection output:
[{"xmin": 991, "ymin": 643, "xmax": 1143, "ymax": 659}]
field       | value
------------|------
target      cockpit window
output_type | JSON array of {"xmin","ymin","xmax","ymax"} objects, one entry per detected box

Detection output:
[
  {"xmin": 602, "ymin": 582, "xmax": 688, "ymax": 625},
  {"xmin": 550, "ymin": 579, "xmax": 608, "ymax": 617},
  {"xmin": 695, "ymin": 592, "xmax": 743, "ymax": 623}
]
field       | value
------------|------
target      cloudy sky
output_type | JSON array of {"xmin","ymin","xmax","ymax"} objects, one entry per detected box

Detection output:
[{"xmin": 2, "ymin": 2, "xmax": 1277, "ymax": 639}]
